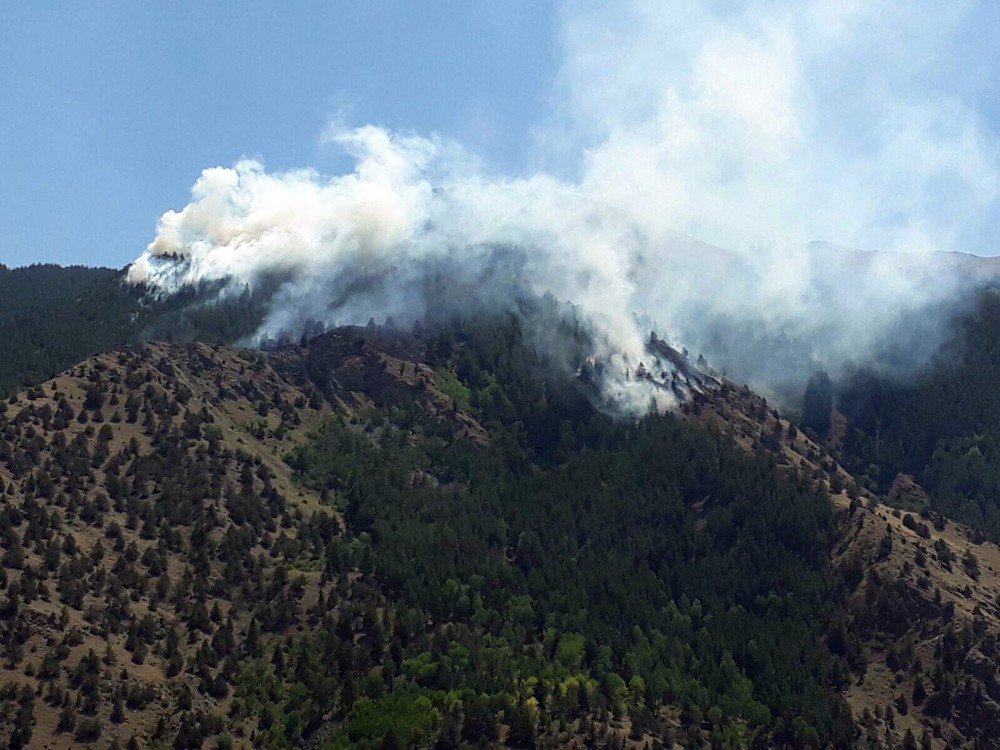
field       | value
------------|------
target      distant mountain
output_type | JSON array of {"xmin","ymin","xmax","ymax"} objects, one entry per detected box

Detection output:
[{"xmin": 795, "ymin": 241, "xmax": 1000, "ymax": 281}]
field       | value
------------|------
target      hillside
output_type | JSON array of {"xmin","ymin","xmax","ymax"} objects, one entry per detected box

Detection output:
[
  {"xmin": 0, "ymin": 316, "xmax": 857, "ymax": 749},
  {"xmin": 695, "ymin": 383, "xmax": 1000, "ymax": 748},
  {"xmin": 833, "ymin": 288, "xmax": 1000, "ymax": 543},
  {"xmin": 0, "ymin": 265, "xmax": 142, "ymax": 396},
  {"xmin": 2, "ymin": 313, "xmax": 1000, "ymax": 748},
  {"xmin": 0, "ymin": 264, "xmax": 267, "ymax": 398},
  {"xmin": 4, "ymin": 243, "xmax": 998, "ymax": 406},
  {"xmin": 0, "ymin": 340, "xmax": 338, "ymax": 748}
]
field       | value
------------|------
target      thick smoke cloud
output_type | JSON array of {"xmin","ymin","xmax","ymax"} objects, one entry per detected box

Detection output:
[
  {"xmin": 128, "ymin": 126, "xmax": 678, "ymax": 411},
  {"xmin": 128, "ymin": 1, "xmax": 1000, "ymax": 410}
]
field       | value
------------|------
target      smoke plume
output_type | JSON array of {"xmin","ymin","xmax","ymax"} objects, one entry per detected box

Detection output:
[{"xmin": 127, "ymin": 1, "xmax": 1000, "ymax": 411}]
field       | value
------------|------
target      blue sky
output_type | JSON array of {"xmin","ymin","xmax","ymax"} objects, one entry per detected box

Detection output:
[
  {"xmin": 0, "ymin": 2, "xmax": 558, "ymax": 267},
  {"xmin": 3, "ymin": 1, "xmax": 1000, "ymax": 269}
]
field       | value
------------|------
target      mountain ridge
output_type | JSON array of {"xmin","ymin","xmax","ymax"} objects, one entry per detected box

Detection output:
[
  {"xmin": 0, "ymin": 324, "xmax": 845, "ymax": 748},
  {"xmin": 0, "ymin": 323, "xmax": 997, "ymax": 747}
]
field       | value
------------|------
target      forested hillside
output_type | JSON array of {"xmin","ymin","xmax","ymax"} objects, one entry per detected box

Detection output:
[
  {"xmin": 0, "ymin": 265, "xmax": 140, "ymax": 395},
  {"xmin": 0, "ymin": 313, "xmax": 870, "ymax": 749},
  {"xmin": 7, "ymin": 267, "xmax": 1000, "ymax": 747},
  {"xmin": 836, "ymin": 289, "xmax": 1000, "ymax": 542},
  {"xmin": 0, "ymin": 265, "xmax": 266, "ymax": 396},
  {"xmin": 283, "ymin": 316, "xmax": 856, "ymax": 748}
]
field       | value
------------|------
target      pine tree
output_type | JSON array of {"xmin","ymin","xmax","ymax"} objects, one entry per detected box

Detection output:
[{"xmin": 802, "ymin": 371, "xmax": 833, "ymax": 434}]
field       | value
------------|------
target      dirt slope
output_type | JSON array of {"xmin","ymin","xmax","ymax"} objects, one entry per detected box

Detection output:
[{"xmin": 0, "ymin": 334, "xmax": 486, "ymax": 749}]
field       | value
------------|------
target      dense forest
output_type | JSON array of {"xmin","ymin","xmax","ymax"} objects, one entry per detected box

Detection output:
[
  {"xmin": 0, "ymin": 264, "xmax": 266, "ymax": 396},
  {"xmin": 0, "ymin": 265, "xmax": 141, "ymax": 395},
  {"xmin": 280, "ymin": 315, "xmax": 857, "ymax": 748},
  {"xmin": 836, "ymin": 288, "xmax": 1000, "ymax": 542}
]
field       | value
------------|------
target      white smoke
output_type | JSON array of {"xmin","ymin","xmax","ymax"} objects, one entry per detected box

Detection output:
[
  {"xmin": 128, "ymin": 126, "xmax": 684, "ymax": 411},
  {"xmin": 554, "ymin": 0, "xmax": 999, "ymax": 254},
  {"xmin": 128, "ymin": 0, "xmax": 1000, "ymax": 410}
]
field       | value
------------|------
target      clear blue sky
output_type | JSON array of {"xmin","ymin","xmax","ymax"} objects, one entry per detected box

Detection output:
[{"xmin": 0, "ymin": 2, "xmax": 558, "ymax": 268}]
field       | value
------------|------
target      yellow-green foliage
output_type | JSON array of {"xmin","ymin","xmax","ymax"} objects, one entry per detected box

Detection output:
[{"xmin": 432, "ymin": 368, "xmax": 471, "ymax": 411}]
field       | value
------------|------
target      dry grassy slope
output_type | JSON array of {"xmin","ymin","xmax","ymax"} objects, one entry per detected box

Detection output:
[
  {"xmin": 0, "ymin": 341, "xmax": 339, "ymax": 749},
  {"xmin": 0, "ymin": 334, "xmax": 490, "ymax": 750},
  {"xmin": 688, "ymin": 384, "xmax": 1000, "ymax": 749},
  {"xmin": 7, "ymin": 333, "xmax": 1000, "ymax": 749}
]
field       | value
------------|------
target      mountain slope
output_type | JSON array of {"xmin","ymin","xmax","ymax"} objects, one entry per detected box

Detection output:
[
  {"xmin": 693, "ymin": 380, "xmax": 1000, "ymax": 749},
  {"xmin": 3, "ymin": 317, "xmax": 1000, "ymax": 749},
  {"xmin": 0, "ymin": 340, "xmax": 340, "ymax": 748},
  {"xmin": 0, "ymin": 265, "xmax": 141, "ymax": 395},
  {"xmin": 0, "ymin": 320, "xmax": 859, "ymax": 749},
  {"xmin": 0, "ymin": 264, "xmax": 269, "ymax": 398},
  {"xmin": 835, "ymin": 288, "xmax": 1000, "ymax": 544},
  {"xmin": 5, "ymin": 242, "xmax": 999, "ymax": 405}
]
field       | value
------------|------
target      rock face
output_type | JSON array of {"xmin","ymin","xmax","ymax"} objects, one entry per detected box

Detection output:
[
  {"xmin": 644, "ymin": 334, "xmax": 721, "ymax": 400},
  {"xmin": 276, "ymin": 326, "xmax": 488, "ymax": 442}
]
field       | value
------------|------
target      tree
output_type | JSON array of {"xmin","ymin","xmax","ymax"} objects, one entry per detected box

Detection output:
[
  {"xmin": 801, "ymin": 371, "xmax": 833, "ymax": 435},
  {"xmin": 461, "ymin": 698, "xmax": 499, "ymax": 743},
  {"xmin": 505, "ymin": 702, "xmax": 538, "ymax": 748},
  {"xmin": 379, "ymin": 727, "xmax": 403, "ymax": 750}
]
